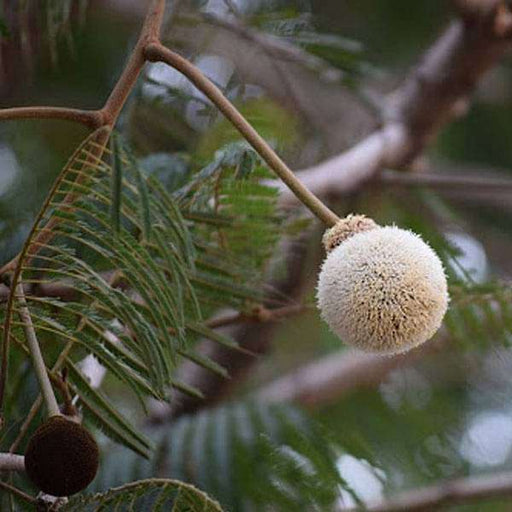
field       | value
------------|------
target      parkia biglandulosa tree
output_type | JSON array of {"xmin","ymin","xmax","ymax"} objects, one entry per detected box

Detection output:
[{"xmin": 0, "ymin": 0, "xmax": 453, "ymax": 509}]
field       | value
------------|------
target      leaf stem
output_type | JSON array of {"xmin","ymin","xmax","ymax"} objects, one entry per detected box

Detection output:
[
  {"xmin": 144, "ymin": 42, "xmax": 340, "ymax": 227},
  {"xmin": 15, "ymin": 281, "xmax": 60, "ymax": 418}
]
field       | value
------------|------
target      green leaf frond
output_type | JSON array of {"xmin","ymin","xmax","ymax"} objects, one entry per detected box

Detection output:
[
  {"xmin": 1, "ymin": 128, "xmax": 285, "ymax": 455},
  {"xmin": 176, "ymin": 142, "xmax": 281, "ymax": 303},
  {"xmin": 63, "ymin": 478, "xmax": 224, "ymax": 512}
]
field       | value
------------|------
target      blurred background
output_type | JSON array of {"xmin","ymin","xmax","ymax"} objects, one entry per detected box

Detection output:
[{"xmin": 2, "ymin": 0, "xmax": 512, "ymax": 510}]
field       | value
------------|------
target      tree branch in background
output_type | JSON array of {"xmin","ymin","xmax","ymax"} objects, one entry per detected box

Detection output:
[
  {"xmin": 278, "ymin": 2, "xmax": 512, "ymax": 205},
  {"xmin": 195, "ymin": 12, "xmax": 345, "ymax": 85},
  {"xmin": 257, "ymin": 348, "xmax": 426, "ymax": 408},
  {"xmin": 341, "ymin": 470, "xmax": 512, "ymax": 512}
]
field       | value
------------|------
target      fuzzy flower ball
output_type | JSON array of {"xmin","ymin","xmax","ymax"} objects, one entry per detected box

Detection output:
[{"xmin": 317, "ymin": 226, "xmax": 449, "ymax": 354}]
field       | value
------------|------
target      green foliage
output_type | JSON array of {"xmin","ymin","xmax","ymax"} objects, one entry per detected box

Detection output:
[
  {"xmin": 1, "ymin": 129, "xmax": 284, "ymax": 457},
  {"xmin": 1, "ymin": 0, "xmax": 88, "ymax": 65},
  {"xmin": 195, "ymin": 99, "xmax": 300, "ymax": 161},
  {"xmin": 0, "ymin": 17, "xmax": 10, "ymax": 38},
  {"xmin": 43, "ymin": 0, "xmax": 89, "ymax": 64},
  {"xmin": 445, "ymin": 281, "xmax": 512, "ymax": 350},
  {"xmin": 178, "ymin": 141, "xmax": 281, "ymax": 285},
  {"xmin": 94, "ymin": 401, "xmax": 351, "ymax": 512},
  {"xmin": 4, "ymin": 2, "xmax": 512, "ymax": 510},
  {"xmin": 63, "ymin": 478, "xmax": 224, "ymax": 512}
]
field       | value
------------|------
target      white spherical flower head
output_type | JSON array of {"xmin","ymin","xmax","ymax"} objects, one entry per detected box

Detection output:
[{"xmin": 317, "ymin": 226, "xmax": 449, "ymax": 354}]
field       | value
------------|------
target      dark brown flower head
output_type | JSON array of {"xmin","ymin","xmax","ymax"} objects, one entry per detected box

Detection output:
[{"xmin": 24, "ymin": 415, "xmax": 99, "ymax": 497}]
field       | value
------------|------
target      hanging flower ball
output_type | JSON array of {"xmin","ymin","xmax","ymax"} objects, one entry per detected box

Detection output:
[
  {"xmin": 317, "ymin": 217, "xmax": 449, "ymax": 354},
  {"xmin": 24, "ymin": 415, "xmax": 99, "ymax": 497}
]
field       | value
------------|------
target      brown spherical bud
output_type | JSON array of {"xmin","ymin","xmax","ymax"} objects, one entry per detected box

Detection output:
[
  {"xmin": 317, "ymin": 226, "xmax": 449, "ymax": 354},
  {"xmin": 322, "ymin": 214, "xmax": 379, "ymax": 253},
  {"xmin": 24, "ymin": 416, "xmax": 99, "ymax": 497}
]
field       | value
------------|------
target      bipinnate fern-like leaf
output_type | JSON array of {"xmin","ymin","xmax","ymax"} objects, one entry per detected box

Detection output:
[
  {"xmin": 1, "ymin": 129, "xmax": 282, "ymax": 457},
  {"xmin": 62, "ymin": 478, "xmax": 224, "ymax": 512}
]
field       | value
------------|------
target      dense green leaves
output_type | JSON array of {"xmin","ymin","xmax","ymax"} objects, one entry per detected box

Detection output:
[{"xmin": 1, "ymin": 129, "xmax": 283, "ymax": 456}]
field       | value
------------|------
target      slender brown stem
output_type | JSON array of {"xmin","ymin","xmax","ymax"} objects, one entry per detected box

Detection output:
[
  {"xmin": 0, "ymin": 481, "xmax": 35, "ymax": 505},
  {"xmin": 144, "ymin": 42, "xmax": 340, "ymax": 227},
  {"xmin": 101, "ymin": 0, "xmax": 165, "ymax": 125},
  {"xmin": 0, "ymin": 0, "xmax": 166, "ymax": 130},
  {"xmin": 9, "ymin": 395, "xmax": 43, "ymax": 454},
  {"xmin": 0, "ymin": 107, "xmax": 104, "ymax": 128}
]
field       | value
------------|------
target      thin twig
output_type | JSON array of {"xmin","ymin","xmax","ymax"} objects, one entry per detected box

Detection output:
[
  {"xmin": 256, "ymin": 347, "xmax": 426, "ymax": 407},
  {"xmin": 144, "ymin": 42, "xmax": 340, "ymax": 227},
  {"xmin": 101, "ymin": 0, "xmax": 165, "ymax": 126},
  {"xmin": 15, "ymin": 281, "xmax": 60, "ymax": 417},
  {"xmin": 205, "ymin": 304, "xmax": 307, "ymax": 329},
  {"xmin": 278, "ymin": 7, "xmax": 512, "ymax": 204},
  {"xmin": 0, "ymin": 480, "xmax": 35, "ymax": 505}
]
